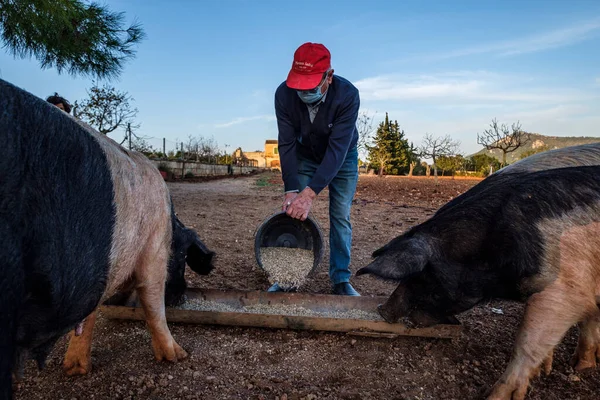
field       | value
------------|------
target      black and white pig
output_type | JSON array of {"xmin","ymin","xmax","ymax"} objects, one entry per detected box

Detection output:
[
  {"xmin": 356, "ymin": 143, "xmax": 600, "ymax": 400},
  {"xmin": 0, "ymin": 78, "xmax": 215, "ymax": 399}
]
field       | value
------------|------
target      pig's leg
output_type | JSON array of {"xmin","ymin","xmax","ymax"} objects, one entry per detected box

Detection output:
[
  {"xmin": 63, "ymin": 310, "xmax": 97, "ymax": 376},
  {"xmin": 136, "ymin": 242, "xmax": 188, "ymax": 362},
  {"xmin": 571, "ymin": 310, "xmax": 600, "ymax": 370},
  {"xmin": 486, "ymin": 284, "xmax": 595, "ymax": 400}
]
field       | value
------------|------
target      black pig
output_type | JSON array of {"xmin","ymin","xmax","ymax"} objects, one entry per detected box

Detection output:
[{"xmin": 357, "ymin": 144, "xmax": 600, "ymax": 400}]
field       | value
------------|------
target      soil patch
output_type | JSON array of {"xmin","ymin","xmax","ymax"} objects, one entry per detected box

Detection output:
[{"xmin": 14, "ymin": 172, "xmax": 599, "ymax": 400}]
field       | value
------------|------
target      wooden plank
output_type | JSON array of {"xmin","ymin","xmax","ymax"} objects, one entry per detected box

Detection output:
[
  {"xmin": 347, "ymin": 331, "xmax": 400, "ymax": 339},
  {"xmin": 99, "ymin": 288, "xmax": 462, "ymax": 340}
]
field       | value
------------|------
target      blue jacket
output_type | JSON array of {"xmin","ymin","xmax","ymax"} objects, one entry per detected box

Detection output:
[{"xmin": 275, "ymin": 75, "xmax": 360, "ymax": 195}]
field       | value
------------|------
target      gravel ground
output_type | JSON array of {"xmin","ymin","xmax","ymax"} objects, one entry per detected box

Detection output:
[{"xmin": 13, "ymin": 172, "xmax": 600, "ymax": 400}]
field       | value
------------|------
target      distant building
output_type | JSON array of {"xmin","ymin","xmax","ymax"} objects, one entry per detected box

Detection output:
[
  {"xmin": 232, "ymin": 147, "xmax": 257, "ymax": 167},
  {"xmin": 238, "ymin": 140, "xmax": 280, "ymax": 168}
]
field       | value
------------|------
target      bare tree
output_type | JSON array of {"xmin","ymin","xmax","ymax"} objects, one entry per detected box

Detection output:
[
  {"xmin": 408, "ymin": 160, "xmax": 417, "ymax": 177},
  {"xmin": 120, "ymin": 122, "xmax": 152, "ymax": 152},
  {"xmin": 422, "ymin": 161, "xmax": 431, "ymax": 177},
  {"xmin": 183, "ymin": 135, "xmax": 220, "ymax": 163},
  {"xmin": 184, "ymin": 135, "xmax": 198, "ymax": 161},
  {"xmin": 74, "ymin": 82, "xmax": 138, "ymax": 135},
  {"xmin": 129, "ymin": 135, "xmax": 154, "ymax": 154},
  {"xmin": 356, "ymin": 110, "xmax": 376, "ymax": 163},
  {"xmin": 407, "ymin": 143, "xmax": 419, "ymax": 177},
  {"xmin": 197, "ymin": 136, "xmax": 219, "ymax": 163},
  {"xmin": 418, "ymin": 133, "xmax": 461, "ymax": 181},
  {"xmin": 477, "ymin": 118, "xmax": 529, "ymax": 167},
  {"xmin": 372, "ymin": 148, "xmax": 391, "ymax": 177}
]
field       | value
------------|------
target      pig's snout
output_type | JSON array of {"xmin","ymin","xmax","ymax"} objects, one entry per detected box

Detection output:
[{"xmin": 377, "ymin": 304, "xmax": 401, "ymax": 324}]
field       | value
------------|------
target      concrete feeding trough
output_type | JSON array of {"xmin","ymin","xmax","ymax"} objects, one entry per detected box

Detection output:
[{"xmin": 100, "ymin": 288, "xmax": 462, "ymax": 340}]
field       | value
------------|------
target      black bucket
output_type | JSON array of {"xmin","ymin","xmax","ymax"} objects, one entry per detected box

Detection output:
[{"xmin": 254, "ymin": 211, "xmax": 325, "ymax": 276}]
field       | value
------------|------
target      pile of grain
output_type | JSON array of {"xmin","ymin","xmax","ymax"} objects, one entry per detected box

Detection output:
[
  {"xmin": 177, "ymin": 298, "xmax": 383, "ymax": 321},
  {"xmin": 259, "ymin": 246, "xmax": 314, "ymax": 290},
  {"xmin": 177, "ymin": 297, "xmax": 238, "ymax": 313}
]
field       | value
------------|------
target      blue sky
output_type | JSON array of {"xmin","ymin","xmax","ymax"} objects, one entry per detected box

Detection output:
[{"xmin": 1, "ymin": 0, "xmax": 599, "ymax": 158}]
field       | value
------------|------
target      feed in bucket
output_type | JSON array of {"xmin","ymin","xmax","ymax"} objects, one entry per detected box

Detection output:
[
  {"xmin": 254, "ymin": 211, "xmax": 324, "ymax": 291},
  {"xmin": 259, "ymin": 246, "xmax": 314, "ymax": 290}
]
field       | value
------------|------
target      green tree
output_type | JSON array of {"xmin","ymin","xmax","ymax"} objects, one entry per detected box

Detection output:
[
  {"xmin": 411, "ymin": 162, "xmax": 427, "ymax": 176},
  {"xmin": 74, "ymin": 82, "xmax": 138, "ymax": 135},
  {"xmin": 0, "ymin": 0, "xmax": 145, "ymax": 79},
  {"xmin": 367, "ymin": 113, "xmax": 410, "ymax": 176},
  {"xmin": 469, "ymin": 153, "xmax": 502, "ymax": 176},
  {"xmin": 436, "ymin": 155, "xmax": 464, "ymax": 176}
]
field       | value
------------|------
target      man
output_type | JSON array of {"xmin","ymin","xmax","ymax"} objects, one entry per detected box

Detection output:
[
  {"xmin": 272, "ymin": 42, "xmax": 361, "ymax": 296},
  {"xmin": 46, "ymin": 92, "xmax": 72, "ymax": 114}
]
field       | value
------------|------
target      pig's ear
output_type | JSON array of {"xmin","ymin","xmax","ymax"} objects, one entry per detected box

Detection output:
[
  {"xmin": 357, "ymin": 238, "xmax": 429, "ymax": 281},
  {"xmin": 185, "ymin": 233, "xmax": 216, "ymax": 276},
  {"xmin": 371, "ymin": 244, "xmax": 390, "ymax": 258},
  {"xmin": 371, "ymin": 236, "xmax": 403, "ymax": 258},
  {"xmin": 355, "ymin": 255, "xmax": 425, "ymax": 281}
]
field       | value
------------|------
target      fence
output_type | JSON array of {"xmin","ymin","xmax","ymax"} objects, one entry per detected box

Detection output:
[{"xmin": 153, "ymin": 160, "xmax": 261, "ymax": 178}]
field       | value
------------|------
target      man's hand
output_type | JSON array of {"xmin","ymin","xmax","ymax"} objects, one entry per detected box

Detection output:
[
  {"xmin": 285, "ymin": 187, "xmax": 316, "ymax": 221},
  {"xmin": 282, "ymin": 192, "xmax": 298, "ymax": 212}
]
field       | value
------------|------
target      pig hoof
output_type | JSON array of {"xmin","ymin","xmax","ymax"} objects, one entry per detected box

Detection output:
[
  {"xmin": 152, "ymin": 338, "xmax": 188, "ymax": 362},
  {"xmin": 571, "ymin": 355, "xmax": 597, "ymax": 371},
  {"xmin": 486, "ymin": 379, "xmax": 529, "ymax": 400},
  {"xmin": 377, "ymin": 304, "xmax": 399, "ymax": 324},
  {"xmin": 571, "ymin": 346, "xmax": 600, "ymax": 371},
  {"xmin": 537, "ymin": 351, "xmax": 553, "ymax": 376},
  {"xmin": 63, "ymin": 356, "xmax": 91, "ymax": 376}
]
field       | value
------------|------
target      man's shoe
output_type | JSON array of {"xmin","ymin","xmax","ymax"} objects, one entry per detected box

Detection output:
[
  {"xmin": 332, "ymin": 282, "xmax": 360, "ymax": 296},
  {"xmin": 267, "ymin": 283, "xmax": 284, "ymax": 292}
]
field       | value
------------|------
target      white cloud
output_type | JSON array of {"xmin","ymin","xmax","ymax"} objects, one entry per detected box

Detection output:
[
  {"xmin": 498, "ymin": 19, "xmax": 600, "ymax": 56},
  {"xmin": 214, "ymin": 115, "xmax": 276, "ymax": 128},
  {"xmin": 357, "ymin": 71, "xmax": 600, "ymax": 157},
  {"xmin": 355, "ymin": 71, "xmax": 595, "ymax": 104},
  {"xmin": 402, "ymin": 18, "xmax": 600, "ymax": 62},
  {"xmin": 356, "ymin": 75, "xmax": 482, "ymax": 100}
]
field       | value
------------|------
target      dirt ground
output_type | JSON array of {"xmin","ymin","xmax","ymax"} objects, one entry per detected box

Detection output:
[{"xmin": 15, "ymin": 172, "xmax": 599, "ymax": 400}]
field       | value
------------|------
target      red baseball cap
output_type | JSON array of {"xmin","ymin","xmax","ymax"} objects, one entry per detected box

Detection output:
[{"xmin": 286, "ymin": 42, "xmax": 331, "ymax": 90}]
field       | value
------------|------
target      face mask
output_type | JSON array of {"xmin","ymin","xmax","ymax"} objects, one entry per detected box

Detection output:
[
  {"xmin": 296, "ymin": 72, "xmax": 329, "ymax": 104},
  {"xmin": 297, "ymin": 87, "xmax": 325, "ymax": 104}
]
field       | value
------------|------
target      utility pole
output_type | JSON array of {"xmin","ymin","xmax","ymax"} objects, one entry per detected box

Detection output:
[
  {"xmin": 163, "ymin": 138, "xmax": 166, "ymax": 157},
  {"xmin": 180, "ymin": 142, "xmax": 185, "ymax": 179},
  {"xmin": 128, "ymin": 123, "xmax": 132, "ymax": 150}
]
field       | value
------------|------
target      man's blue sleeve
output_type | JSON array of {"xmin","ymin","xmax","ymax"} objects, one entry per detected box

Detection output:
[
  {"xmin": 307, "ymin": 92, "xmax": 360, "ymax": 195},
  {"xmin": 275, "ymin": 89, "xmax": 300, "ymax": 192}
]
